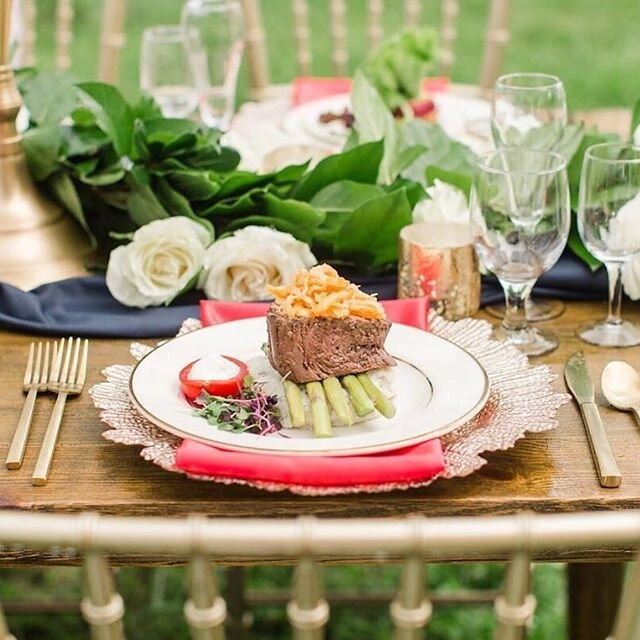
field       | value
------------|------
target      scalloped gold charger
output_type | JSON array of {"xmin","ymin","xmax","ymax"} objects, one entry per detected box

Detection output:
[{"xmin": 89, "ymin": 313, "xmax": 570, "ymax": 496}]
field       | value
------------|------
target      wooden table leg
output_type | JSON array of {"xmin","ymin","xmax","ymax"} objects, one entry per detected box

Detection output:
[{"xmin": 568, "ymin": 562, "xmax": 624, "ymax": 640}]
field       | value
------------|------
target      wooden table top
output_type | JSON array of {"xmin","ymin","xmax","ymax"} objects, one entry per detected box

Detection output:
[{"xmin": 1, "ymin": 300, "xmax": 640, "ymax": 563}]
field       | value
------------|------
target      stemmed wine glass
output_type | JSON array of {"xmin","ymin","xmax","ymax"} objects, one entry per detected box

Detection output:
[
  {"xmin": 181, "ymin": 0, "xmax": 244, "ymax": 131},
  {"xmin": 140, "ymin": 26, "xmax": 199, "ymax": 118},
  {"xmin": 577, "ymin": 143, "xmax": 640, "ymax": 347},
  {"xmin": 471, "ymin": 148, "xmax": 571, "ymax": 356},
  {"xmin": 487, "ymin": 72, "xmax": 568, "ymax": 322}
]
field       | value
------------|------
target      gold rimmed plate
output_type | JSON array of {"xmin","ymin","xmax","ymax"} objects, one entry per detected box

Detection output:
[{"xmin": 129, "ymin": 318, "xmax": 490, "ymax": 456}]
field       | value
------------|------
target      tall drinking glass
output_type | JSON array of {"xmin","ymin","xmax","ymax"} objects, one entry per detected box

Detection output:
[
  {"xmin": 140, "ymin": 25, "xmax": 199, "ymax": 118},
  {"xmin": 488, "ymin": 72, "xmax": 568, "ymax": 322},
  {"xmin": 181, "ymin": 0, "xmax": 244, "ymax": 131},
  {"xmin": 577, "ymin": 143, "xmax": 640, "ymax": 347},
  {"xmin": 471, "ymin": 149, "xmax": 571, "ymax": 356}
]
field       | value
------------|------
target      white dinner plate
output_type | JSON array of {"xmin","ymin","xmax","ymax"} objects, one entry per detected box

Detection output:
[
  {"xmin": 129, "ymin": 318, "xmax": 490, "ymax": 456},
  {"xmin": 280, "ymin": 92, "xmax": 493, "ymax": 153}
]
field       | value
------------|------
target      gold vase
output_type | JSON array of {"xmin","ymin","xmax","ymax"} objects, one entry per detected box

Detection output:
[{"xmin": 0, "ymin": 0, "xmax": 91, "ymax": 290}]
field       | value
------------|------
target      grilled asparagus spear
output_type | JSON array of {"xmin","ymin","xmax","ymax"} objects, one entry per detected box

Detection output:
[
  {"xmin": 341, "ymin": 375, "xmax": 375, "ymax": 417},
  {"xmin": 283, "ymin": 379, "xmax": 306, "ymax": 427},
  {"xmin": 306, "ymin": 382, "xmax": 332, "ymax": 437},
  {"xmin": 322, "ymin": 377, "xmax": 353, "ymax": 426},
  {"xmin": 357, "ymin": 373, "xmax": 396, "ymax": 419}
]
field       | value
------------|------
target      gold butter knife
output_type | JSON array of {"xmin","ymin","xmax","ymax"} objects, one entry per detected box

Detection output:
[{"xmin": 565, "ymin": 351, "xmax": 621, "ymax": 488}]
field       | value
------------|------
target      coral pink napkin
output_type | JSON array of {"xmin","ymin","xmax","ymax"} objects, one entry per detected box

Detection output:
[
  {"xmin": 291, "ymin": 76, "xmax": 450, "ymax": 105},
  {"xmin": 175, "ymin": 299, "xmax": 443, "ymax": 488}
]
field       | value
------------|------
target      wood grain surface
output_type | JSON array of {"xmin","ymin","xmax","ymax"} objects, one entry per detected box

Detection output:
[{"xmin": 1, "ymin": 301, "xmax": 640, "ymax": 565}]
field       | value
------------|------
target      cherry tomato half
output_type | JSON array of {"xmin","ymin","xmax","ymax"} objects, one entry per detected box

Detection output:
[{"xmin": 179, "ymin": 356, "xmax": 249, "ymax": 401}]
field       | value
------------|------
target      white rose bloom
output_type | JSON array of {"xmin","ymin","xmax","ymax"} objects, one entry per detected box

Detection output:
[
  {"xmin": 634, "ymin": 124, "xmax": 640, "ymax": 147},
  {"xmin": 413, "ymin": 179, "xmax": 470, "ymax": 224},
  {"xmin": 106, "ymin": 217, "xmax": 211, "ymax": 308},
  {"xmin": 199, "ymin": 226, "xmax": 317, "ymax": 301}
]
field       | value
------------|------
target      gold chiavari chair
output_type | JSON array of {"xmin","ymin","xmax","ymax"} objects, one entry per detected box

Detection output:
[
  {"xmin": 0, "ymin": 510, "xmax": 639, "ymax": 640},
  {"xmin": 239, "ymin": 0, "xmax": 512, "ymax": 100}
]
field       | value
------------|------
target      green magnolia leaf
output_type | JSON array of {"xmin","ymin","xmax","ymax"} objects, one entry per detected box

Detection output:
[
  {"xmin": 62, "ymin": 125, "xmax": 110, "ymax": 158},
  {"xmin": 77, "ymin": 82, "xmax": 134, "ymax": 157},
  {"xmin": 155, "ymin": 177, "xmax": 214, "ymax": 237},
  {"xmin": 292, "ymin": 141, "xmax": 384, "ymax": 201},
  {"xmin": 222, "ymin": 215, "xmax": 306, "ymax": 239},
  {"xmin": 384, "ymin": 178, "xmax": 426, "ymax": 208},
  {"xmin": 108, "ymin": 230, "xmax": 135, "ymax": 242},
  {"xmin": 126, "ymin": 179, "xmax": 170, "ymax": 226},
  {"xmin": 568, "ymin": 215, "xmax": 601, "ymax": 272},
  {"xmin": 72, "ymin": 157, "xmax": 99, "ymax": 176},
  {"xmin": 198, "ymin": 189, "xmax": 263, "ymax": 218},
  {"xmin": 185, "ymin": 145, "xmax": 241, "ymax": 172},
  {"xmin": 310, "ymin": 181, "xmax": 386, "ymax": 212},
  {"xmin": 262, "ymin": 193, "xmax": 325, "ymax": 230},
  {"xmin": 22, "ymin": 126, "xmax": 62, "ymax": 181},
  {"xmin": 167, "ymin": 170, "xmax": 221, "ymax": 201},
  {"xmin": 77, "ymin": 166, "xmax": 125, "ymax": 186},
  {"xmin": 71, "ymin": 107, "xmax": 97, "ymax": 128},
  {"xmin": 399, "ymin": 120, "xmax": 476, "ymax": 186},
  {"xmin": 335, "ymin": 189, "xmax": 412, "ymax": 269},
  {"xmin": 46, "ymin": 171, "xmax": 96, "ymax": 247},
  {"xmin": 350, "ymin": 70, "xmax": 398, "ymax": 184},
  {"xmin": 21, "ymin": 72, "xmax": 77, "ymax": 126}
]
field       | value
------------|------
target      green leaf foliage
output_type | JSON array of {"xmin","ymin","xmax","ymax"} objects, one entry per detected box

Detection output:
[
  {"xmin": 334, "ymin": 189, "xmax": 413, "ymax": 269},
  {"xmin": 21, "ymin": 126, "xmax": 62, "ymax": 181}
]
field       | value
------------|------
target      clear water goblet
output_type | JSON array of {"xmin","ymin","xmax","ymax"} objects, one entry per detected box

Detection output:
[
  {"xmin": 471, "ymin": 148, "xmax": 571, "ymax": 356},
  {"xmin": 487, "ymin": 72, "xmax": 568, "ymax": 322},
  {"xmin": 577, "ymin": 142, "xmax": 640, "ymax": 347},
  {"xmin": 140, "ymin": 25, "xmax": 199, "ymax": 118}
]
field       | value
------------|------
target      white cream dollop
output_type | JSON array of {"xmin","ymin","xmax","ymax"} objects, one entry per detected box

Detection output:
[
  {"xmin": 412, "ymin": 180, "xmax": 470, "ymax": 224},
  {"xmin": 189, "ymin": 353, "xmax": 240, "ymax": 381}
]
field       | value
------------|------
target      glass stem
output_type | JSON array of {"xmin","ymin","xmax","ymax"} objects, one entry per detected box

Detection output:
[
  {"xmin": 499, "ymin": 279, "xmax": 535, "ymax": 339},
  {"xmin": 605, "ymin": 262, "xmax": 624, "ymax": 326}
]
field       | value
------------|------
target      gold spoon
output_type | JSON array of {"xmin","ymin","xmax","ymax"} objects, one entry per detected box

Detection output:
[{"xmin": 601, "ymin": 361, "xmax": 640, "ymax": 424}]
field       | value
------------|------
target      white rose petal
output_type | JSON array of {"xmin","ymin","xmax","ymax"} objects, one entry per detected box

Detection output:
[
  {"xmin": 199, "ymin": 226, "xmax": 317, "ymax": 301},
  {"xmin": 622, "ymin": 257, "xmax": 640, "ymax": 300},
  {"xmin": 106, "ymin": 217, "xmax": 211, "ymax": 308},
  {"xmin": 413, "ymin": 179, "xmax": 470, "ymax": 224}
]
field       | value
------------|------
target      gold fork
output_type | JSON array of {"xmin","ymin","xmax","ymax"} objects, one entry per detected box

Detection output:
[
  {"xmin": 6, "ymin": 342, "xmax": 54, "ymax": 470},
  {"xmin": 32, "ymin": 337, "xmax": 89, "ymax": 486}
]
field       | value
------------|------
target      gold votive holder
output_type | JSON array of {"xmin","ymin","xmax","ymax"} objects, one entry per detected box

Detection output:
[{"xmin": 398, "ymin": 221, "xmax": 480, "ymax": 321}]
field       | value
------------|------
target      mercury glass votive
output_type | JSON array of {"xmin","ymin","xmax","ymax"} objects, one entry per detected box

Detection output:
[{"xmin": 398, "ymin": 222, "xmax": 480, "ymax": 320}]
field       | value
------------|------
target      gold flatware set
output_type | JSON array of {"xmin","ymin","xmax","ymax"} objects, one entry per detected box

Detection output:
[{"xmin": 6, "ymin": 338, "xmax": 89, "ymax": 485}]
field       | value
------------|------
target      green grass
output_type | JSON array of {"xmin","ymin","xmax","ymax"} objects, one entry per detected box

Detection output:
[
  {"xmin": 3, "ymin": 0, "xmax": 625, "ymax": 636},
  {"xmin": 28, "ymin": 0, "xmax": 640, "ymax": 109},
  {"xmin": 0, "ymin": 563, "xmax": 565, "ymax": 639}
]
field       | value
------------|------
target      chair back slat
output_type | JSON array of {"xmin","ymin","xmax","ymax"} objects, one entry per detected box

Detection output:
[
  {"xmin": 329, "ymin": 0, "xmax": 348, "ymax": 75},
  {"xmin": 439, "ymin": 0, "xmax": 459, "ymax": 77},
  {"xmin": 391, "ymin": 555, "xmax": 432, "ymax": 640},
  {"xmin": 288, "ymin": 556, "xmax": 329, "ymax": 640},
  {"xmin": 0, "ymin": 601, "xmax": 15, "ymax": 640},
  {"xmin": 82, "ymin": 550, "xmax": 126, "ymax": 640},
  {"xmin": 403, "ymin": 0, "xmax": 421, "ymax": 28},
  {"xmin": 367, "ymin": 0, "xmax": 384, "ymax": 50},
  {"xmin": 292, "ymin": 0, "xmax": 311, "ymax": 76},
  {"xmin": 479, "ymin": 0, "xmax": 511, "ymax": 93},
  {"xmin": 239, "ymin": 0, "xmax": 270, "ymax": 100},
  {"xmin": 19, "ymin": 0, "xmax": 36, "ymax": 66},
  {"xmin": 98, "ymin": 0, "xmax": 128, "ymax": 85},
  {"xmin": 494, "ymin": 552, "xmax": 534, "ymax": 640},
  {"xmin": 609, "ymin": 550, "xmax": 640, "ymax": 640},
  {"xmin": 184, "ymin": 554, "xmax": 226, "ymax": 640},
  {"xmin": 55, "ymin": 0, "xmax": 74, "ymax": 71}
]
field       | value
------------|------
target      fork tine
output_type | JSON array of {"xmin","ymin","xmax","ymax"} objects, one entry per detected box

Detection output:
[
  {"xmin": 60, "ymin": 337, "xmax": 73, "ymax": 384},
  {"xmin": 23, "ymin": 343, "xmax": 35, "ymax": 386},
  {"xmin": 33, "ymin": 343, "xmax": 43, "ymax": 385},
  {"xmin": 40, "ymin": 342, "xmax": 51, "ymax": 385},
  {"xmin": 50, "ymin": 339, "xmax": 64, "ymax": 384},
  {"xmin": 68, "ymin": 338, "xmax": 81, "ymax": 385},
  {"xmin": 75, "ymin": 339, "xmax": 89, "ymax": 387}
]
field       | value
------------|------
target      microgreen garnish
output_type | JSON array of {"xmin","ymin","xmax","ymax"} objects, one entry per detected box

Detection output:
[{"xmin": 193, "ymin": 377, "xmax": 282, "ymax": 436}]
